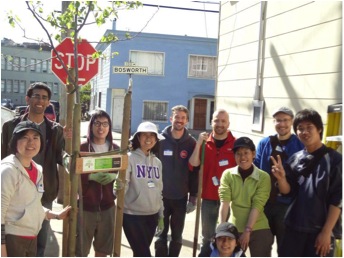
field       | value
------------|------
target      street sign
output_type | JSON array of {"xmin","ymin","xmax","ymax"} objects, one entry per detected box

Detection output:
[
  {"xmin": 51, "ymin": 38, "xmax": 99, "ymax": 86},
  {"xmin": 113, "ymin": 66, "xmax": 148, "ymax": 74}
]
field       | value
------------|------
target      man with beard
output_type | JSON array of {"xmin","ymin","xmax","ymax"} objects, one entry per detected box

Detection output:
[
  {"xmin": 254, "ymin": 107, "xmax": 303, "ymax": 255},
  {"xmin": 189, "ymin": 109, "xmax": 236, "ymax": 256},
  {"xmin": 155, "ymin": 105, "xmax": 199, "ymax": 257}
]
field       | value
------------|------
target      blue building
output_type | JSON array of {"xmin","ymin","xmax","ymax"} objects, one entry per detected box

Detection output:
[{"xmin": 91, "ymin": 21, "xmax": 217, "ymax": 133}]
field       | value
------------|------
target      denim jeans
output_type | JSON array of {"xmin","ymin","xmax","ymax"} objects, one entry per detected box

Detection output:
[
  {"xmin": 199, "ymin": 199, "xmax": 220, "ymax": 257},
  {"xmin": 37, "ymin": 201, "xmax": 52, "ymax": 257}
]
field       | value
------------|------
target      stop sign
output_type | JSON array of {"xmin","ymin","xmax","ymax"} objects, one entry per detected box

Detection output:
[{"xmin": 51, "ymin": 38, "xmax": 99, "ymax": 86}]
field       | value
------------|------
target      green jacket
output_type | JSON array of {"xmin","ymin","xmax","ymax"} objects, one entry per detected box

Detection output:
[
  {"xmin": 219, "ymin": 165, "xmax": 271, "ymax": 232},
  {"xmin": 1, "ymin": 114, "xmax": 65, "ymax": 204}
]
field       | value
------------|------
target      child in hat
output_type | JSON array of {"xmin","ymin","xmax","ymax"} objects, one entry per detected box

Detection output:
[
  {"xmin": 211, "ymin": 222, "xmax": 245, "ymax": 257},
  {"xmin": 122, "ymin": 122, "xmax": 165, "ymax": 257},
  {"xmin": 1, "ymin": 121, "xmax": 71, "ymax": 257}
]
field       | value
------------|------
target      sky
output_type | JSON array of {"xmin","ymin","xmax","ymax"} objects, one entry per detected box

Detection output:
[{"xmin": 1, "ymin": 1, "xmax": 220, "ymax": 46}]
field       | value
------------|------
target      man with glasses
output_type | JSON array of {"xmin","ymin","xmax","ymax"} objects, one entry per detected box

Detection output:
[
  {"xmin": 254, "ymin": 106, "xmax": 303, "ymax": 255},
  {"xmin": 76, "ymin": 110, "xmax": 119, "ymax": 257},
  {"xmin": 1, "ymin": 82, "xmax": 65, "ymax": 256}
]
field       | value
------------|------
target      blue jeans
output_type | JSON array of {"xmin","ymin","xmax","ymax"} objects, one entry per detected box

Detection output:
[
  {"xmin": 37, "ymin": 202, "xmax": 52, "ymax": 256},
  {"xmin": 199, "ymin": 199, "xmax": 220, "ymax": 257}
]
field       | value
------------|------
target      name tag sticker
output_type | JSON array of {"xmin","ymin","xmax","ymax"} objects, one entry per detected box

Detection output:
[
  {"xmin": 219, "ymin": 160, "xmax": 229, "ymax": 166},
  {"xmin": 37, "ymin": 183, "xmax": 45, "ymax": 193},
  {"xmin": 164, "ymin": 150, "xmax": 173, "ymax": 156},
  {"xmin": 148, "ymin": 181, "xmax": 156, "ymax": 188}
]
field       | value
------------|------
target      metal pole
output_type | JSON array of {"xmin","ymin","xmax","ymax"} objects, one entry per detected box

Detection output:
[
  {"xmin": 193, "ymin": 141, "xmax": 205, "ymax": 257},
  {"xmin": 112, "ymin": 76, "xmax": 132, "ymax": 256}
]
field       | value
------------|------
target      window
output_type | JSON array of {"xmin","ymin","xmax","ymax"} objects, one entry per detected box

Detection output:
[
  {"xmin": 30, "ymin": 59, "xmax": 36, "ymax": 71},
  {"xmin": 53, "ymin": 83, "xmax": 59, "ymax": 94},
  {"xmin": 13, "ymin": 57, "xmax": 20, "ymax": 71},
  {"xmin": 1, "ymin": 80, "xmax": 5, "ymax": 92},
  {"xmin": 47, "ymin": 59, "xmax": 52, "ymax": 73},
  {"xmin": 188, "ymin": 55, "xmax": 217, "ymax": 79},
  {"xmin": 6, "ymin": 80, "xmax": 12, "ymax": 93},
  {"xmin": 13, "ymin": 80, "xmax": 19, "ymax": 93},
  {"xmin": 1, "ymin": 55, "xmax": 5, "ymax": 70},
  {"xmin": 42, "ymin": 60, "xmax": 47, "ymax": 73},
  {"xmin": 6, "ymin": 57, "xmax": 12, "ymax": 71},
  {"xmin": 130, "ymin": 51, "xmax": 164, "ymax": 76},
  {"xmin": 36, "ymin": 59, "xmax": 42, "ymax": 73},
  {"xmin": 143, "ymin": 101, "xmax": 168, "ymax": 122},
  {"xmin": 20, "ymin": 58, "xmax": 27, "ymax": 72},
  {"xmin": 19, "ymin": 81, "xmax": 26, "ymax": 93}
]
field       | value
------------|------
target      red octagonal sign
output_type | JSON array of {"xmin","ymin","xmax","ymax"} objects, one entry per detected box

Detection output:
[{"xmin": 51, "ymin": 38, "xmax": 98, "ymax": 86}]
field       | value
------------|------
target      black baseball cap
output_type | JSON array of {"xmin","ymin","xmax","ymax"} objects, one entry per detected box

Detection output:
[
  {"xmin": 233, "ymin": 137, "xmax": 255, "ymax": 153},
  {"xmin": 13, "ymin": 121, "xmax": 42, "ymax": 137}
]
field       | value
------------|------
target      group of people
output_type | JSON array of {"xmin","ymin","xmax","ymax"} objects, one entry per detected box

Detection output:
[{"xmin": 1, "ymin": 81, "xmax": 342, "ymax": 257}]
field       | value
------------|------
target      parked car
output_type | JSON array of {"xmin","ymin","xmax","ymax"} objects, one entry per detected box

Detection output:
[
  {"xmin": 15, "ymin": 105, "xmax": 28, "ymax": 117},
  {"xmin": 15, "ymin": 104, "xmax": 56, "ymax": 121},
  {"xmin": 1, "ymin": 99, "xmax": 14, "ymax": 110},
  {"xmin": 1, "ymin": 106, "xmax": 15, "ymax": 133},
  {"xmin": 50, "ymin": 100, "xmax": 60, "ymax": 122}
]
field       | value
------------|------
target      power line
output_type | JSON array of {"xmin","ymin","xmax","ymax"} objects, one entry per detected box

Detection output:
[{"xmin": 142, "ymin": 3, "xmax": 219, "ymax": 13}]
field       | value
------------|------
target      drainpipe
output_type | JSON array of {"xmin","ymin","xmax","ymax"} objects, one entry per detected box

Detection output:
[{"xmin": 254, "ymin": 1, "xmax": 267, "ymax": 101}]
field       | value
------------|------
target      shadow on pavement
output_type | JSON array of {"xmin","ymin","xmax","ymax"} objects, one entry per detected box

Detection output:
[{"xmin": 44, "ymin": 223, "xmax": 60, "ymax": 257}]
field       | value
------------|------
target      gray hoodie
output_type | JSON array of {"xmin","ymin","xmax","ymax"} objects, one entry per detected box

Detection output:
[
  {"xmin": 1, "ymin": 155, "xmax": 46, "ymax": 236},
  {"xmin": 124, "ymin": 148, "xmax": 163, "ymax": 217}
]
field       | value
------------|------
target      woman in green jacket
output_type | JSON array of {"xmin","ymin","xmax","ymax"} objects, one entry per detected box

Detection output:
[{"xmin": 218, "ymin": 137, "xmax": 273, "ymax": 257}]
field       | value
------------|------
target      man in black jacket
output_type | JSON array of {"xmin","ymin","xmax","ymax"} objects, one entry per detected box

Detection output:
[
  {"xmin": 1, "ymin": 82, "xmax": 65, "ymax": 256},
  {"xmin": 155, "ymin": 105, "xmax": 199, "ymax": 257}
]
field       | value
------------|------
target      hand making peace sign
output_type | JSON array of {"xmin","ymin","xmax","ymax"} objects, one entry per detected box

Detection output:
[{"xmin": 270, "ymin": 155, "xmax": 286, "ymax": 180}]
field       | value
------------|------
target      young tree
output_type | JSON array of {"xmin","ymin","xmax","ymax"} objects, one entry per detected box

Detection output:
[{"xmin": 6, "ymin": 2, "xmax": 142, "ymax": 256}]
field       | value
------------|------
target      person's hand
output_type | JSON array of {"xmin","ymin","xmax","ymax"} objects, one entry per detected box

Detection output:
[
  {"xmin": 239, "ymin": 231, "xmax": 250, "ymax": 251},
  {"xmin": 315, "ymin": 230, "xmax": 332, "ymax": 257},
  {"xmin": 155, "ymin": 217, "xmax": 164, "ymax": 237},
  {"xmin": 89, "ymin": 173, "xmax": 116, "ymax": 185},
  {"xmin": 270, "ymin": 155, "xmax": 286, "ymax": 181},
  {"xmin": 56, "ymin": 205, "xmax": 72, "ymax": 220},
  {"xmin": 186, "ymin": 196, "xmax": 197, "ymax": 213},
  {"xmin": 113, "ymin": 177, "xmax": 124, "ymax": 191},
  {"xmin": 197, "ymin": 132, "xmax": 208, "ymax": 145}
]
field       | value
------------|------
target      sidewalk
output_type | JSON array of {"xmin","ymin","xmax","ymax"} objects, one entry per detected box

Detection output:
[{"xmin": 47, "ymin": 201, "xmax": 277, "ymax": 257}]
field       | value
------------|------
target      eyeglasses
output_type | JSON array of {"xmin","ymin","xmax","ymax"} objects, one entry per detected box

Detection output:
[
  {"xmin": 93, "ymin": 121, "xmax": 109, "ymax": 127},
  {"xmin": 274, "ymin": 118, "xmax": 291, "ymax": 124},
  {"xmin": 30, "ymin": 94, "xmax": 49, "ymax": 101}
]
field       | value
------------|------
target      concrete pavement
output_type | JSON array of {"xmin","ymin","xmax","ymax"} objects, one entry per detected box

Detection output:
[{"xmin": 47, "ymin": 201, "xmax": 277, "ymax": 257}]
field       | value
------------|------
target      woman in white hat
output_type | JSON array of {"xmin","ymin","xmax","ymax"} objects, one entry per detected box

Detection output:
[{"xmin": 122, "ymin": 122, "xmax": 165, "ymax": 257}]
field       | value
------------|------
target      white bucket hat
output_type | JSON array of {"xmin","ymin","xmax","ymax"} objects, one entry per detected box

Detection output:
[{"xmin": 129, "ymin": 122, "xmax": 165, "ymax": 141}]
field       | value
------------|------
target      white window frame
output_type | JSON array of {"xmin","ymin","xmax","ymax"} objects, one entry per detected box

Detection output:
[
  {"xmin": 30, "ymin": 59, "xmax": 36, "ymax": 72},
  {"xmin": 13, "ymin": 80, "xmax": 19, "ymax": 93},
  {"xmin": 188, "ymin": 55, "xmax": 217, "ymax": 79},
  {"xmin": 143, "ymin": 101, "xmax": 168, "ymax": 122},
  {"xmin": 13, "ymin": 57, "xmax": 20, "ymax": 71},
  {"xmin": 1, "ymin": 80, "xmax": 5, "ymax": 92},
  {"xmin": 130, "ymin": 50, "xmax": 164, "ymax": 76},
  {"xmin": 19, "ymin": 80, "xmax": 26, "ymax": 94},
  {"xmin": 6, "ymin": 80, "xmax": 12, "ymax": 93},
  {"xmin": 20, "ymin": 57, "xmax": 27, "ymax": 72}
]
